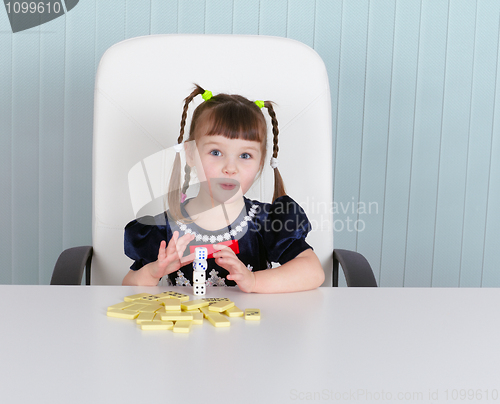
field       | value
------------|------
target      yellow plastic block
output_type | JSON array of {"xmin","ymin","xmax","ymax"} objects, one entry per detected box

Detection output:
[
  {"xmin": 192, "ymin": 312, "xmax": 204, "ymax": 325},
  {"xmin": 140, "ymin": 320, "xmax": 173, "ymax": 330},
  {"xmin": 203, "ymin": 297, "xmax": 230, "ymax": 306},
  {"xmin": 137, "ymin": 295, "xmax": 159, "ymax": 303},
  {"xmin": 244, "ymin": 309, "xmax": 261, "ymax": 321},
  {"xmin": 136, "ymin": 312, "xmax": 156, "ymax": 323},
  {"xmin": 155, "ymin": 291, "xmax": 190, "ymax": 302},
  {"xmin": 107, "ymin": 301, "xmax": 135, "ymax": 311},
  {"xmin": 139, "ymin": 303, "xmax": 163, "ymax": 313},
  {"xmin": 160, "ymin": 311, "xmax": 193, "ymax": 321},
  {"xmin": 124, "ymin": 293, "xmax": 152, "ymax": 302},
  {"xmin": 168, "ymin": 292, "xmax": 190, "ymax": 302},
  {"xmin": 184, "ymin": 308, "xmax": 202, "ymax": 312},
  {"xmin": 163, "ymin": 298, "xmax": 181, "ymax": 311},
  {"xmin": 125, "ymin": 303, "xmax": 151, "ymax": 312},
  {"xmin": 173, "ymin": 321, "xmax": 192, "ymax": 333},
  {"xmin": 208, "ymin": 300, "xmax": 235, "ymax": 312},
  {"xmin": 181, "ymin": 299, "xmax": 209, "ymax": 311},
  {"xmin": 107, "ymin": 309, "xmax": 140, "ymax": 320},
  {"xmin": 224, "ymin": 306, "xmax": 244, "ymax": 317},
  {"xmin": 206, "ymin": 312, "xmax": 230, "ymax": 327},
  {"xmin": 199, "ymin": 307, "xmax": 211, "ymax": 318}
]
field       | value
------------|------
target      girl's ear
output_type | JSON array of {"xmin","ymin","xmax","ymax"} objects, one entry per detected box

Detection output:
[{"xmin": 184, "ymin": 140, "xmax": 195, "ymax": 167}]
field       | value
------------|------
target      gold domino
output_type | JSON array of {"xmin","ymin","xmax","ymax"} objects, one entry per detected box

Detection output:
[
  {"xmin": 160, "ymin": 311, "xmax": 193, "ymax": 321},
  {"xmin": 136, "ymin": 312, "xmax": 156, "ymax": 323},
  {"xmin": 192, "ymin": 312, "xmax": 204, "ymax": 325},
  {"xmin": 163, "ymin": 298, "xmax": 181, "ymax": 311},
  {"xmin": 206, "ymin": 312, "xmax": 230, "ymax": 327},
  {"xmin": 124, "ymin": 293, "xmax": 152, "ymax": 302},
  {"xmin": 140, "ymin": 320, "xmax": 173, "ymax": 330},
  {"xmin": 203, "ymin": 297, "xmax": 230, "ymax": 306},
  {"xmin": 155, "ymin": 291, "xmax": 190, "ymax": 302},
  {"xmin": 107, "ymin": 301, "xmax": 135, "ymax": 311},
  {"xmin": 107, "ymin": 309, "xmax": 140, "ymax": 320},
  {"xmin": 244, "ymin": 308, "xmax": 261, "ymax": 321},
  {"xmin": 137, "ymin": 295, "xmax": 159, "ymax": 303},
  {"xmin": 173, "ymin": 321, "xmax": 192, "ymax": 333},
  {"xmin": 125, "ymin": 303, "xmax": 151, "ymax": 312},
  {"xmin": 224, "ymin": 306, "xmax": 244, "ymax": 317},
  {"xmin": 181, "ymin": 299, "xmax": 210, "ymax": 311},
  {"xmin": 139, "ymin": 303, "xmax": 163, "ymax": 313},
  {"xmin": 208, "ymin": 300, "xmax": 235, "ymax": 312},
  {"xmin": 199, "ymin": 306, "xmax": 211, "ymax": 318}
]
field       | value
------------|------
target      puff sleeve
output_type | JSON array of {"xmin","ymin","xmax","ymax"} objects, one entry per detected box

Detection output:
[
  {"xmin": 255, "ymin": 195, "xmax": 313, "ymax": 265},
  {"xmin": 124, "ymin": 213, "xmax": 171, "ymax": 270}
]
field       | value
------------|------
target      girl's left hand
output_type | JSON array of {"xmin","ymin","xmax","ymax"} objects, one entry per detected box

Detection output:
[{"xmin": 213, "ymin": 244, "xmax": 255, "ymax": 293}]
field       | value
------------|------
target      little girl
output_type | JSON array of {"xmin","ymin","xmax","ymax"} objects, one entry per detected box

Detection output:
[{"xmin": 122, "ymin": 85, "xmax": 325, "ymax": 293}]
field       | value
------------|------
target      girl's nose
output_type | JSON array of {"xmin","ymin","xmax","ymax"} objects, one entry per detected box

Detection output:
[{"xmin": 222, "ymin": 159, "xmax": 237, "ymax": 175}]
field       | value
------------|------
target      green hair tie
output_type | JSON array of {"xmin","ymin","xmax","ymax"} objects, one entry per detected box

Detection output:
[
  {"xmin": 255, "ymin": 100, "xmax": 265, "ymax": 109},
  {"xmin": 202, "ymin": 90, "xmax": 213, "ymax": 101}
]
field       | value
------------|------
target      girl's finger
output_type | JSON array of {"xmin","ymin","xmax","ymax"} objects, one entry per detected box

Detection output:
[
  {"xmin": 180, "ymin": 252, "xmax": 195, "ymax": 265},
  {"xmin": 166, "ymin": 231, "xmax": 180, "ymax": 255},
  {"xmin": 158, "ymin": 240, "xmax": 167, "ymax": 259},
  {"xmin": 227, "ymin": 273, "xmax": 242, "ymax": 281}
]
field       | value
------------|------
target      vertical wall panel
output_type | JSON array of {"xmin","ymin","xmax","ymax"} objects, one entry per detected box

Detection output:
[
  {"xmin": 12, "ymin": 27, "xmax": 40, "ymax": 284},
  {"xmin": 259, "ymin": 0, "xmax": 288, "ymax": 36},
  {"xmin": 178, "ymin": 0, "xmax": 206, "ymax": 34},
  {"xmin": 63, "ymin": 0, "xmax": 96, "ymax": 250},
  {"xmin": 206, "ymin": 0, "xmax": 234, "ymax": 34},
  {"xmin": 432, "ymin": 0, "xmax": 476, "ymax": 286},
  {"xmin": 233, "ymin": 0, "xmax": 260, "ymax": 35},
  {"xmin": 95, "ymin": 0, "xmax": 126, "ymax": 69},
  {"xmin": 333, "ymin": 0, "xmax": 369, "ymax": 251},
  {"xmin": 482, "ymin": 18, "xmax": 500, "ymax": 287},
  {"xmin": 38, "ymin": 16, "xmax": 66, "ymax": 284},
  {"xmin": 379, "ymin": 0, "xmax": 421, "ymax": 286},
  {"xmin": 461, "ymin": 0, "xmax": 500, "ymax": 287},
  {"xmin": 404, "ymin": 0, "xmax": 449, "ymax": 287},
  {"xmin": 287, "ymin": 0, "xmax": 315, "ymax": 48},
  {"xmin": 314, "ymin": 0, "xmax": 343, "ymax": 285},
  {"xmin": 357, "ymin": 0, "xmax": 396, "ymax": 285},
  {"xmin": 151, "ymin": 0, "xmax": 178, "ymax": 34},
  {"xmin": 0, "ymin": 10, "xmax": 13, "ymax": 284},
  {"xmin": 125, "ymin": 0, "xmax": 152, "ymax": 39}
]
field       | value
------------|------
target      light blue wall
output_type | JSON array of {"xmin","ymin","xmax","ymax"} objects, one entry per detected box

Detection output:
[{"xmin": 0, "ymin": 0, "xmax": 498, "ymax": 286}]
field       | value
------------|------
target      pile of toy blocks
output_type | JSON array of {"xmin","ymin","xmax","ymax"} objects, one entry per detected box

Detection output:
[{"xmin": 106, "ymin": 291, "xmax": 260, "ymax": 333}]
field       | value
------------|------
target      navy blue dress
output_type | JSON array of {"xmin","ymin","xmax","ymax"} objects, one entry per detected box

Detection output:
[{"xmin": 124, "ymin": 195, "xmax": 313, "ymax": 287}]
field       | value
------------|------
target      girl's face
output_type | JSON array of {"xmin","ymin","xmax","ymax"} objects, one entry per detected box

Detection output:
[{"xmin": 187, "ymin": 134, "xmax": 263, "ymax": 205}]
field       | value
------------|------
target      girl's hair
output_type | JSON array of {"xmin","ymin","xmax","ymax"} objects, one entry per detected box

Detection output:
[{"xmin": 168, "ymin": 84, "xmax": 286, "ymax": 222}]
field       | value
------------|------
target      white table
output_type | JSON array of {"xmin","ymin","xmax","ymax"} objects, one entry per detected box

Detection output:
[{"xmin": 1, "ymin": 286, "xmax": 499, "ymax": 404}]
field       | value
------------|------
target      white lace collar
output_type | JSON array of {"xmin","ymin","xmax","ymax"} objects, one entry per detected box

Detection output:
[{"xmin": 176, "ymin": 204, "xmax": 259, "ymax": 244}]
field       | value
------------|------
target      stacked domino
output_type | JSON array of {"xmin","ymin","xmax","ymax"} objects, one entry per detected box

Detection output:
[{"xmin": 193, "ymin": 247, "xmax": 208, "ymax": 296}]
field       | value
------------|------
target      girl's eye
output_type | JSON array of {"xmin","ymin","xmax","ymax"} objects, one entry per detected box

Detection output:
[
  {"xmin": 210, "ymin": 150, "xmax": 221, "ymax": 157},
  {"xmin": 240, "ymin": 153, "xmax": 251, "ymax": 160}
]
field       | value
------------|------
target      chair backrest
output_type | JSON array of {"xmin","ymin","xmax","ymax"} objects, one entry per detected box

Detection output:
[{"xmin": 92, "ymin": 34, "xmax": 333, "ymax": 285}]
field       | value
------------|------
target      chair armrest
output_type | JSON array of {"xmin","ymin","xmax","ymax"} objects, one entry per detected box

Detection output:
[
  {"xmin": 332, "ymin": 249, "xmax": 377, "ymax": 287},
  {"xmin": 50, "ymin": 246, "xmax": 93, "ymax": 285}
]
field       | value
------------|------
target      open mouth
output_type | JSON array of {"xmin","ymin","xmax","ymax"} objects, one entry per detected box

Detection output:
[
  {"xmin": 220, "ymin": 183, "xmax": 237, "ymax": 190},
  {"xmin": 212, "ymin": 179, "xmax": 240, "ymax": 192}
]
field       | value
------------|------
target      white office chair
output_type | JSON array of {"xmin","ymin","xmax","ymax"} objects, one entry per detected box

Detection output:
[{"xmin": 51, "ymin": 34, "xmax": 376, "ymax": 287}]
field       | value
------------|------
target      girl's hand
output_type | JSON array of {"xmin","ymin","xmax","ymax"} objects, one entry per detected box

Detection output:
[
  {"xmin": 213, "ymin": 243, "xmax": 255, "ymax": 293},
  {"xmin": 150, "ymin": 231, "xmax": 195, "ymax": 279}
]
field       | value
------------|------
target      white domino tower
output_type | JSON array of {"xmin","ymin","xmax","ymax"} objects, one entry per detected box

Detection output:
[{"xmin": 193, "ymin": 247, "xmax": 207, "ymax": 296}]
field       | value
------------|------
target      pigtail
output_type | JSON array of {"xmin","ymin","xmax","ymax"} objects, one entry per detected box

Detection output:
[
  {"xmin": 167, "ymin": 85, "xmax": 205, "ymax": 222},
  {"xmin": 182, "ymin": 165, "xmax": 192, "ymax": 196},
  {"xmin": 264, "ymin": 101, "xmax": 286, "ymax": 202}
]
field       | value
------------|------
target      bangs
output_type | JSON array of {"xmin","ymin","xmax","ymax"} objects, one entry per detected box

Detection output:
[{"xmin": 201, "ymin": 102, "xmax": 266, "ymax": 144}]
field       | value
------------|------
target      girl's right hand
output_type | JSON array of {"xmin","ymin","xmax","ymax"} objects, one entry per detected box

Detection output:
[{"xmin": 149, "ymin": 231, "xmax": 195, "ymax": 279}]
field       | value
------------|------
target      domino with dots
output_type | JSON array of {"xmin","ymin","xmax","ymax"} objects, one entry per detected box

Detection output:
[{"xmin": 244, "ymin": 309, "xmax": 261, "ymax": 321}]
